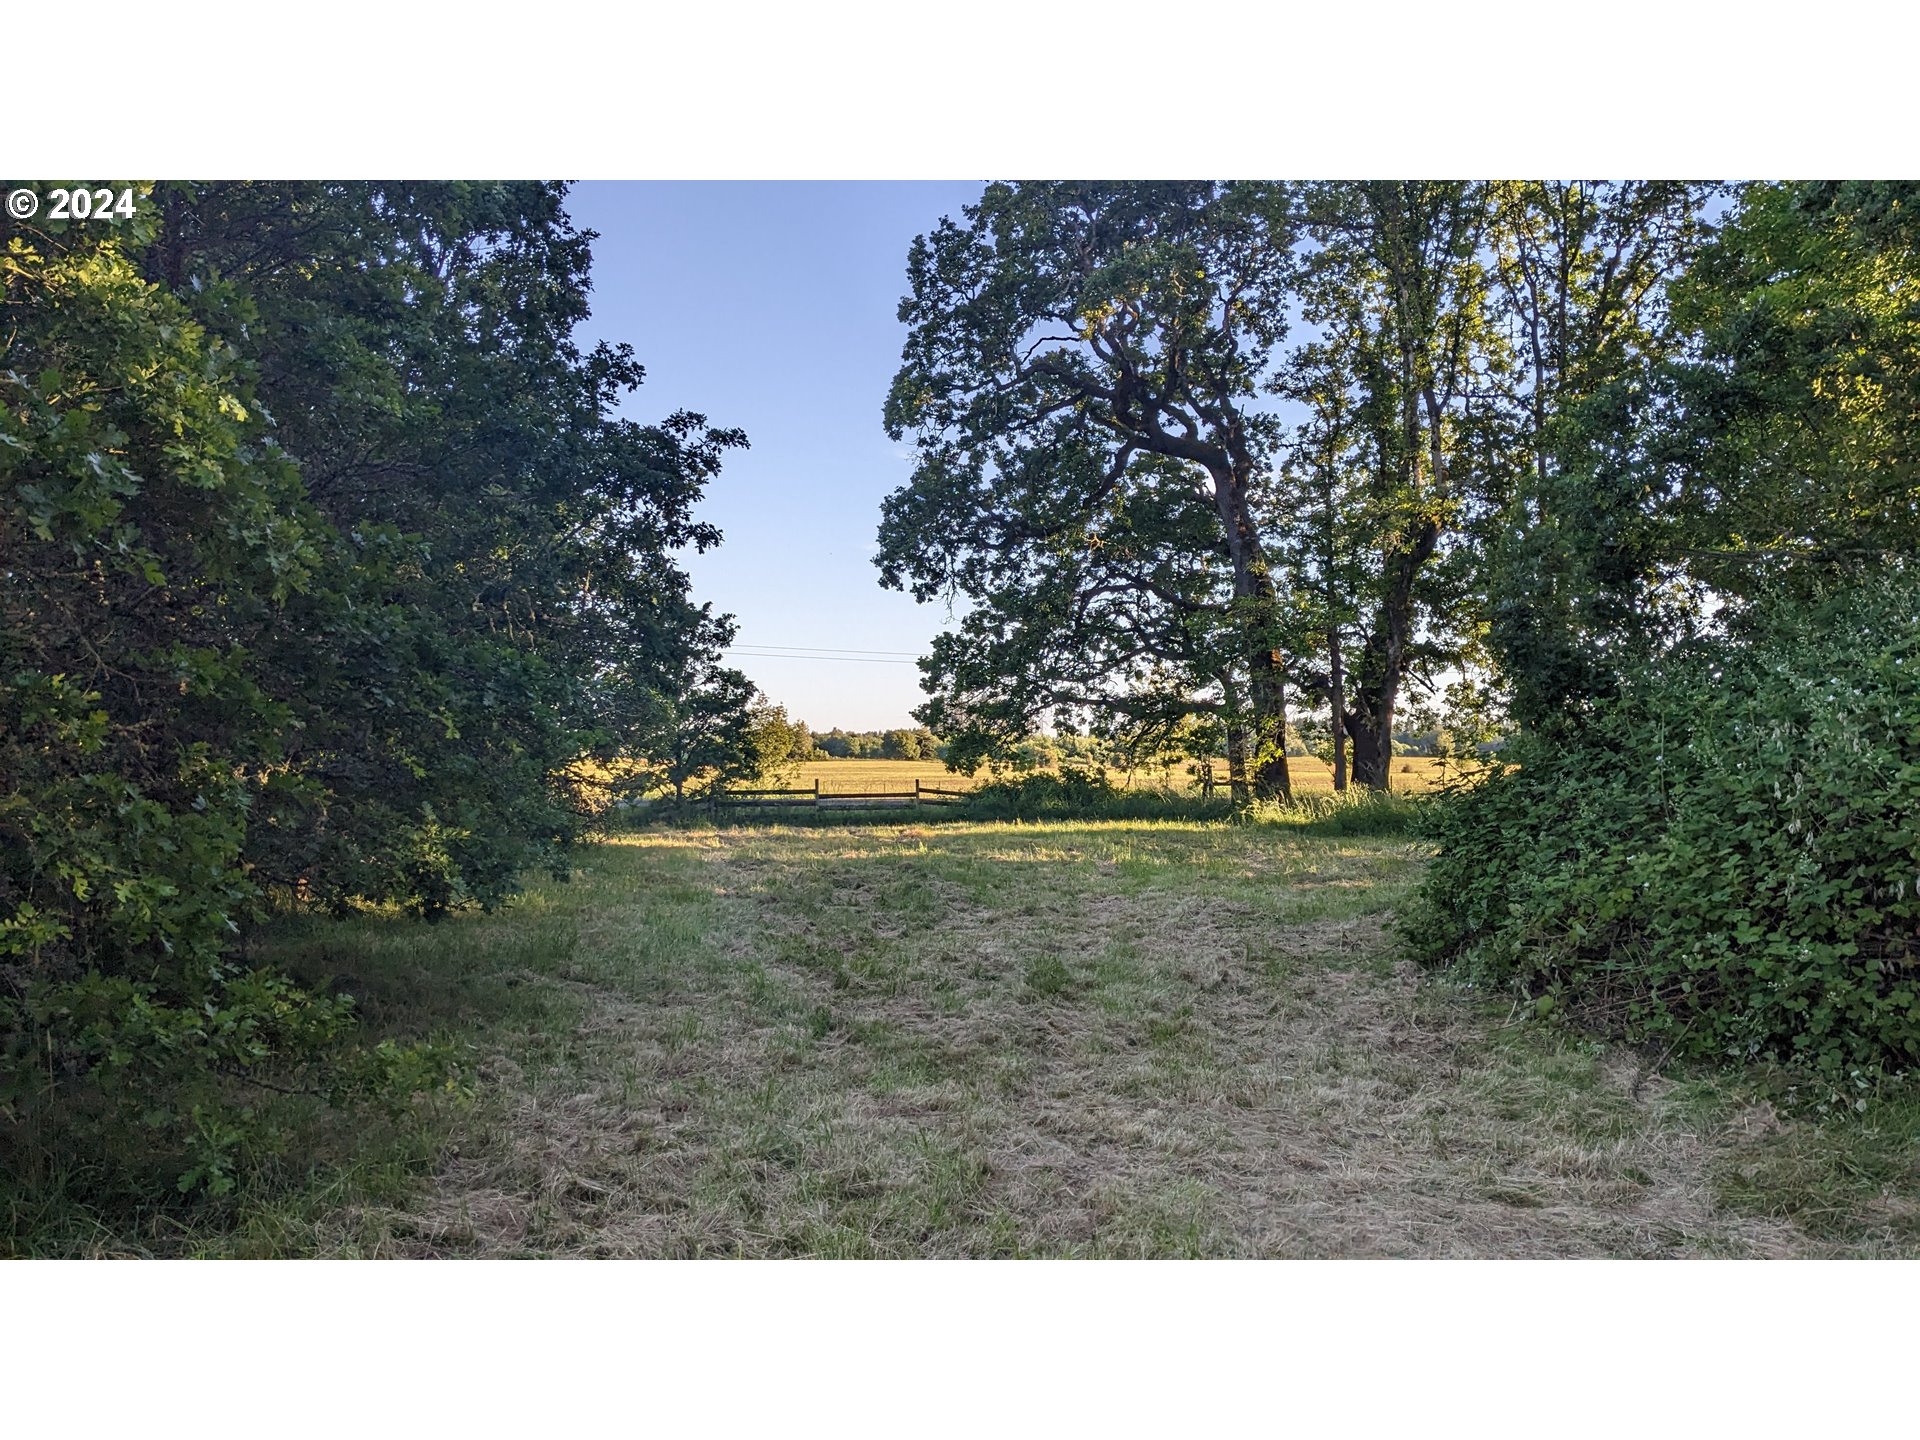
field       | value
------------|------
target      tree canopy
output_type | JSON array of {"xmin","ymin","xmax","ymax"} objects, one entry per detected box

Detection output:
[
  {"xmin": 880, "ymin": 180, "xmax": 1721, "ymax": 795},
  {"xmin": 1407, "ymin": 180, "xmax": 1920, "ymax": 1083},
  {"xmin": 2, "ymin": 182, "xmax": 745, "ymax": 1196},
  {"xmin": 880, "ymin": 181, "xmax": 1300, "ymax": 799}
]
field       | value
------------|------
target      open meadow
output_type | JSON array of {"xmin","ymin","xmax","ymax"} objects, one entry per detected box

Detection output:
[
  {"xmin": 42, "ymin": 811, "xmax": 1908, "ymax": 1259},
  {"xmin": 792, "ymin": 756, "xmax": 1456, "ymax": 795}
]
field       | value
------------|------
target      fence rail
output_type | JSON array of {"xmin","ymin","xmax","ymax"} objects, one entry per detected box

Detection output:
[{"xmin": 710, "ymin": 777, "xmax": 970, "ymax": 812}]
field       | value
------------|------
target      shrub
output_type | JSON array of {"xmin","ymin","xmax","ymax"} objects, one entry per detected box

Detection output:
[
  {"xmin": 1404, "ymin": 571, "xmax": 1920, "ymax": 1084},
  {"xmin": 960, "ymin": 767, "xmax": 1231, "ymax": 822},
  {"xmin": 1267, "ymin": 790, "xmax": 1423, "ymax": 837}
]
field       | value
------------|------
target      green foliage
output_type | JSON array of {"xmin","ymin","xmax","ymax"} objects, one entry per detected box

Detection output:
[
  {"xmin": 960, "ymin": 767, "xmax": 1226, "ymax": 823},
  {"xmin": 618, "ymin": 641, "xmax": 757, "ymax": 810},
  {"xmin": 1271, "ymin": 790, "xmax": 1423, "ymax": 837},
  {"xmin": 1279, "ymin": 182, "xmax": 1510, "ymax": 788},
  {"xmin": 880, "ymin": 727, "xmax": 939, "ymax": 761},
  {"xmin": 1436, "ymin": 182, "xmax": 1920, "ymax": 1087},
  {"xmin": 811, "ymin": 726, "xmax": 944, "ymax": 761},
  {"xmin": 3, "ymin": 184, "xmax": 738, "ymax": 1222},
  {"xmin": 157, "ymin": 182, "xmax": 744, "ymax": 912},
  {"xmin": 0, "ymin": 205, "xmax": 367, "ymax": 1205},
  {"xmin": 1490, "ymin": 181, "xmax": 1920, "ymax": 732},
  {"xmin": 881, "ymin": 181, "xmax": 1715, "ymax": 798},
  {"xmin": 744, "ymin": 698, "xmax": 807, "ymax": 783},
  {"xmin": 1668, "ymin": 181, "xmax": 1920, "ymax": 575},
  {"xmin": 879, "ymin": 180, "xmax": 1300, "ymax": 798},
  {"xmin": 1406, "ymin": 572, "xmax": 1920, "ymax": 1085}
]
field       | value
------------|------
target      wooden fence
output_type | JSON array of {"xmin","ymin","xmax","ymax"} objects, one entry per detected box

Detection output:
[{"xmin": 710, "ymin": 777, "xmax": 970, "ymax": 813}]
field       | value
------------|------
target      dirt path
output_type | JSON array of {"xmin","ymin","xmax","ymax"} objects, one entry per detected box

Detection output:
[{"xmin": 375, "ymin": 823, "xmax": 1836, "ymax": 1257}]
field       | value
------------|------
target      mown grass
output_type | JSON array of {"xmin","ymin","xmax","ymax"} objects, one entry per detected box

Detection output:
[{"xmin": 9, "ymin": 810, "xmax": 1917, "ymax": 1256}]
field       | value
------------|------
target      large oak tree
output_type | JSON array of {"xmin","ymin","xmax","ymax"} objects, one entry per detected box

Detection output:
[{"xmin": 880, "ymin": 182, "xmax": 1300, "ymax": 798}]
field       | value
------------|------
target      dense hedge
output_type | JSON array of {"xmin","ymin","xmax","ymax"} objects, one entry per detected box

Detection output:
[
  {"xmin": 1404, "ymin": 572, "xmax": 1920, "ymax": 1082},
  {"xmin": 2, "ymin": 184, "xmax": 739, "ymax": 1212}
]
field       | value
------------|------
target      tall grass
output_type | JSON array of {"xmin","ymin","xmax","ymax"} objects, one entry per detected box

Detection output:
[{"xmin": 1256, "ymin": 789, "xmax": 1424, "ymax": 836}]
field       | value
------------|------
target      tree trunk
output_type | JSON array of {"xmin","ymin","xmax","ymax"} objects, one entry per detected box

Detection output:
[
  {"xmin": 1212, "ymin": 459, "xmax": 1292, "ymax": 803},
  {"xmin": 1225, "ymin": 723, "xmax": 1250, "ymax": 810},
  {"xmin": 1347, "ymin": 706, "xmax": 1391, "ymax": 790},
  {"xmin": 1346, "ymin": 634, "xmax": 1403, "ymax": 792},
  {"xmin": 1312, "ymin": 428, "xmax": 1348, "ymax": 794},
  {"xmin": 1328, "ymin": 614, "xmax": 1347, "ymax": 792},
  {"xmin": 1346, "ymin": 511, "xmax": 1441, "ymax": 792},
  {"xmin": 1247, "ymin": 650, "xmax": 1291, "ymax": 801},
  {"xmin": 1345, "ymin": 614, "xmax": 1401, "ymax": 793}
]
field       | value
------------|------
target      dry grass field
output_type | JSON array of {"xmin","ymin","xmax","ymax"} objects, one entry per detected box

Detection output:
[
  {"xmin": 794, "ymin": 755, "xmax": 1457, "ymax": 795},
  {"xmin": 794, "ymin": 758, "xmax": 975, "ymax": 792},
  {"xmin": 118, "ymin": 813, "xmax": 1918, "ymax": 1259}
]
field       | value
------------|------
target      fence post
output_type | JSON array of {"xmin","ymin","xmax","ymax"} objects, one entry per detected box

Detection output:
[
  {"xmin": 814, "ymin": 777, "xmax": 821, "ymax": 806},
  {"xmin": 915, "ymin": 777, "xmax": 921, "ymax": 805}
]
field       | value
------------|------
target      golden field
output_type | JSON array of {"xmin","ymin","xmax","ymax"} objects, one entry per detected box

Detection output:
[{"xmin": 792, "ymin": 755, "xmax": 1457, "ymax": 795}]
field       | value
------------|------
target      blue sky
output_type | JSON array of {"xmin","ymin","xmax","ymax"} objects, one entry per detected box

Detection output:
[{"xmin": 566, "ymin": 182, "xmax": 986, "ymax": 731}]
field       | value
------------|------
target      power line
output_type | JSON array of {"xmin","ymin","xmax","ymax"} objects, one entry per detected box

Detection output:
[
  {"xmin": 724, "ymin": 648, "xmax": 919, "ymax": 666},
  {"xmin": 726, "ymin": 643, "xmax": 921, "ymax": 657}
]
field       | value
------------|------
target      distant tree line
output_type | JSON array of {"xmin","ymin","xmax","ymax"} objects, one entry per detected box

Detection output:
[{"xmin": 809, "ymin": 726, "xmax": 943, "ymax": 761}]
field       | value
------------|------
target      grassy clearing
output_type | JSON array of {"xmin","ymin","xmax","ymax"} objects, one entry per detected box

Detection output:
[{"xmin": 17, "ymin": 813, "xmax": 1918, "ymax": 1256}]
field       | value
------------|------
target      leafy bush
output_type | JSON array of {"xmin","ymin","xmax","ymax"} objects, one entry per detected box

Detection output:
[
  {"xmin": 0, "ymin": 256, "xmax": 456, "ymax": 1221},
  {"xmin": 1404, "ymin": 571, "xmax": 1920, "ymax": 1084},
  {"xmin": 2, "ymin": 184, "xmax": 737, "ymax": 1227}
]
